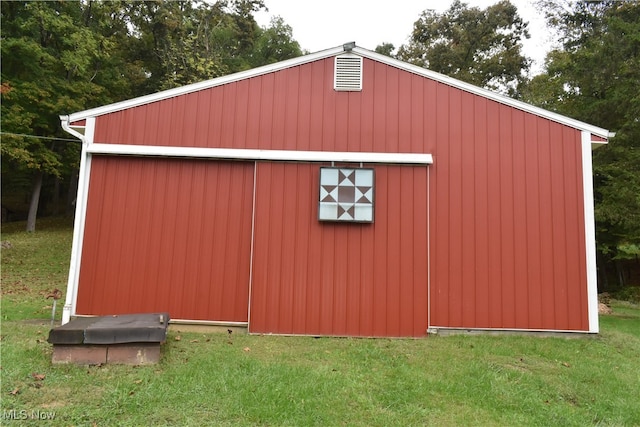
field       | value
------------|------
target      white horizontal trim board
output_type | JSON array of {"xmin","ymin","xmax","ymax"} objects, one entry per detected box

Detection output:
[{"xmin": 87, "ymin": 143, "xmax": 434, "ymax": 164}]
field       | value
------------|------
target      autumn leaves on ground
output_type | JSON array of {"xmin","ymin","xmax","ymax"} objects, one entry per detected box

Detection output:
[{"xmin": 0, "ymin": 218, "xmax": 639, "ymax": 426}]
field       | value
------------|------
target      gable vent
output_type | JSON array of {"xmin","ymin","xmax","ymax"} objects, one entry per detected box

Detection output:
[{"xmin": 334, "ymin": 54, "xmax": 363, "ymax": 91}]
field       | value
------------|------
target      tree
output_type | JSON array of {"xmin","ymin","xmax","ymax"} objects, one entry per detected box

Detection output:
[
  {"xmin": 397, "ymin": 0, "xmax": 531, "ymax": 96},
  {"xmin": 121, "ymin": 0, "xmax": 301, "ymax": 93},
  {"xmin": 524, "ymin": 1, "xmax": 640, "ymax": 289},
  {"xmin": 249, "ymin": 16, "xmax": 302, "ymax": 67},
  {"xmin": 122, "ymin": 1, "xmax": 228, "ymax": 93},
  {"xmin": 374, "ymin": 42, "xmax": 396, "ymax": 58},
  {"xmin": 1, "ymin": 1, "xmax": 134, "ymax": 231},
  {"xmin": 1, "ymin": 0, "xmax": 302, "ymax": 230}
]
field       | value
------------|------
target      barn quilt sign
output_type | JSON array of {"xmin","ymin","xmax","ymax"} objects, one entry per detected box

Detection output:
[{"xmin": 318, "ymin": 167, "xmax": 374, "ymax": 222}]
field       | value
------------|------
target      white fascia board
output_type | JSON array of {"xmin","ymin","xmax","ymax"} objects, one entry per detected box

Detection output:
[
  {"xmin": 86, "ymin": 143, "xmax": 434, "ymax": 164},
  {"xmin": 64, "ymin": 42, "xmax": 608, "ymax": 140},
  {"xmin": 66, "ymin": 46, "xmax": 345, "ymax": 122},
  {"xmin": 352, "ymin": 47, "xmax": 610, "ymax": 140}
]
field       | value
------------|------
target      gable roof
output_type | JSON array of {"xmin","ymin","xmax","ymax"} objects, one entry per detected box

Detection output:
[{"xmin": 62, "ymin": 43, "xmax": 610, "ymax": 141}]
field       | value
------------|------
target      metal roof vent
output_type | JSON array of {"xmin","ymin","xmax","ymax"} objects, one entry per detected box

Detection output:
[{"xmin": 334, "ymin": 54, "xmax": 363, "ymax": 91}]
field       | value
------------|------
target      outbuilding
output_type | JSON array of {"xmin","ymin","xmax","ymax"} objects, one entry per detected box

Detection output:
[{"xmin": 60, "ymin": 43, "xmax": 609, "ymax": 337}]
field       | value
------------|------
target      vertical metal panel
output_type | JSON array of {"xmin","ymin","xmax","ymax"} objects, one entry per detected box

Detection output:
[
  {"xmin": 249, "ymin": 163, "xmax": 429, "ymax": 337},
  {"xmin": 537, "ymin": 119, "xmax": 557, "ymax": 329},
  {"xmin": 563, "ymin": 126, "xmax": 588, "ymax": 330},
  {"xmin": 461, "ymin": 91, "xmax": 478, "ymax": 326},
  {"xmin": 432, "ymin": 81, "xmax": 451, "ymax": 326},
  {"xmin": 472, "ymin": 96, "xmax": 490, "ymax": 327},
  {"xmin": 499, "ymin": 104, "xmax": 516, "ymax": 327},
  {"xmin": 429, "ymin": 95, "xmax": 589, "ymax": 331},
  {"xmin": 87, "ymin": 55, "xmax": 591, "ymax": 333},
  {"xmin": 512, "ymin": 109, "xmax": 529, "ymax": 328},
  {"xmin": 77, "ymin": 157, "xmax": 253, "ymax": 322},
  {"xmin": 523, "ymin": 113, "xmax": 543, "ymax": 327}
]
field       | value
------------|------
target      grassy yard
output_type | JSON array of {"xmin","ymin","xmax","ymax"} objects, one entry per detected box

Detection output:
[{"xmin": 1, "ymin": 218, "xmax": 639, "ymax": 426}]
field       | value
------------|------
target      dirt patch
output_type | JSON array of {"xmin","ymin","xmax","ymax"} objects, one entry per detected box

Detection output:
[{"xmin": 599, "ymin": 303, "xmax": 613, "ymax": 315}]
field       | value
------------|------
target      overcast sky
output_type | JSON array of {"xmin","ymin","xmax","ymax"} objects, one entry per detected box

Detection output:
[{"xmin": 255, "ymin": 0, "xmax": 554, "ymax": 74}]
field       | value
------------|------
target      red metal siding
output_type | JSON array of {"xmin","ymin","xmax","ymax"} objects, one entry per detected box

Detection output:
[
  {"xmin": 77, "ymin": 157, "xmax": 253, "ymax": 322},
  {"xmin": 92, "ymin": 59, "xmax": 433, "ymax": 154},
  {"xmin": 249, "ymin": 162, "xmax": 429, "ymax": 337},
  {"xmin": 86, "ymin": 56, "xmax": 590, "ymax": 333},
  {"xmin": 429, "ymin": 99, "xmax": 588, "ymax": 331}
]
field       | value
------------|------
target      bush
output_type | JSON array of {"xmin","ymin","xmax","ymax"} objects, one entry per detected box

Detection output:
[{"xmin": 612, "ymin": 286, "xmax": 640, "ymax": 304}]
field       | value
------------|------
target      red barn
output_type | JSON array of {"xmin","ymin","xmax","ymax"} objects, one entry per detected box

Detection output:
[{"xmin": 60, "ymin": 44, "xmax": 609, "ymax": 337}]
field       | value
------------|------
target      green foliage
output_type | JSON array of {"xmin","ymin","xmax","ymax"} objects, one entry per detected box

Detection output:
[
  {"xmin": 523, "ymin": 1, "xmax": 640, "ymax": 263},
  {"xmin": 250, "ymin": 16, "xmax": 302, "ymax": 68},
  {"xmin": 397, "ymin": 0, "xmax": 531, "ymax": 96},
  {"xmin": 374, "ymin": 42, "xmax": 396, "ymax": 57},
  {"xmin": 0, "ymin": 1, "xmax": 135, "ymax": 225},
  {"xmin": 0, "ymin": 0, "xmax": 301, "ymax": 225},
  {"xmin": 121, "ymin": 1, "xmax": 301, "ymax": 94},
  {"xmin": 612, "ymin": 287, "xmax": 640, "ymax": 305}
]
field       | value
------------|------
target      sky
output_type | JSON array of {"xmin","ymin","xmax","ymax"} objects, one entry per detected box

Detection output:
[{"xmin": 255, "ymin": 0, "xmax": 553, "ymax": 74}]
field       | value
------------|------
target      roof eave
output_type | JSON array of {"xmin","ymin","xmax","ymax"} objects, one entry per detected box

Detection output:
[
  {"xmin": 64, "ymin": 43, "xmax": 610, "ymax": 141},
  {"xmin": 351, "ymin": 47, "xmax": 610, "ymax": 140},
  {"xmin": 66, "ymin": 45, "xmax": 346, "ymax": 123}
]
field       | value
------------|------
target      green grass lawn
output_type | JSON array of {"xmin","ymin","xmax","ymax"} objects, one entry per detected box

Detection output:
[{"xmin": 2, "ymin": 218, "xmax": 639, "ymax": 426}]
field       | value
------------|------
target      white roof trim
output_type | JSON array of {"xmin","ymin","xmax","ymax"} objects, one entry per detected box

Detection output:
[
  {"xmin": 64, "ymin": 44, "xmax": 609, "ymax": 140},
  {"xmin": 350, "ymin": 47, "xmax": 609, "ymax": 140},
  {"xmin": 86, "ymin": 143, "xmax": 434, "ymax": 165},
  {"xmin": 67, "ymin": 45, "xmax": 344, "ymax": 123}
]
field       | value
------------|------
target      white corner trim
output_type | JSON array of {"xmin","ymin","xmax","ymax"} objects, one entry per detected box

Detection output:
[
  {"xmin": 61, "ymin": 117, "xmax": 96, "ymax": 324},
  {"xmin": 582, "ymin": 131, "xmax": 599, "ymax": 333},
  {"xmin": 86, "ymin": 143, "xmax": 434, "ymax": 165}
]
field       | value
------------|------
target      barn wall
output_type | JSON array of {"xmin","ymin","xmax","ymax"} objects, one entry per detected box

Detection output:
[
  {"xmin": 92, "ymin": 58, "xmax": 437, "ymax": 154},
  {"xmin": 88, "ymin": 56, "xmax": 590, "ymax": 332},
  {"xmin": 249, "ymin": 162, "xmax": 429, "ymax": 337},
  {"xmin": 429, "ymin": 93, "xmax": 588, "ymax": 331},
  {"xmin": 77, "ymin": 156, "xmax": 254, "ymax": 322}
]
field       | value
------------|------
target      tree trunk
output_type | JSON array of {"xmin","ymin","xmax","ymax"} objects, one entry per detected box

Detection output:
[
  {"xmin": 66, "ymin": 170, "xmax": 79, "ymax": 217},
  {"xmin": 615, "ymin": 259, "xmax": 626, "ymax": 289},
  {"xmin": 52, "ymin": 176, "xmax": 61, "ymax": 215},
  {"xmin": 597, "ymin": 250, "xmax": 609, "ymax": 292},
  {"xmin": 26, "ymin": 171, "xmax": 43, "ymax": 232}
]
